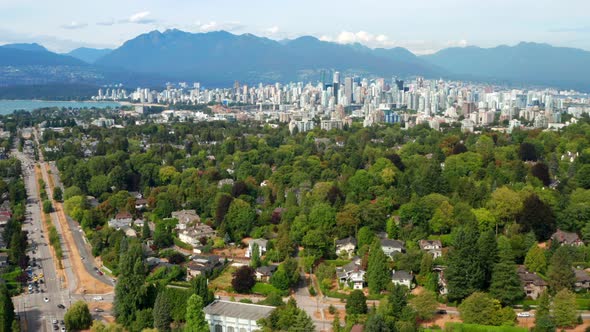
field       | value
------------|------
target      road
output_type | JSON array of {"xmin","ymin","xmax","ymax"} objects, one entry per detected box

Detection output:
[
  {"xmin": 48, "ymin": 162, "xmax": 113, "ymax": 286},
  {"xmin": 12, "ymin": 148, "xmax": 68, "ymax": 332}
]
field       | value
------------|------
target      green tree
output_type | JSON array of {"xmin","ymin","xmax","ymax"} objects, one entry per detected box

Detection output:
[
  {"xmin": 446, "ymin": 227, "xmax": 485, "ymax": 302},
  {"xmin": 367, "ymin": 240, "xmax": 391, "ymax": 294},
  {"xmin": 231, "ymin": 266, "xmax": 256, "ymax": 293},
  {"xmin": 346, "ymin": 290, "xmax": 368, "ymax": 315},
  {"xmin": 519, "ymin": 194, "xmax": 556, "ymax": 241},
  {"xmin": 153, "ymin": 221, "xmax": 173, "ymax": 248},
  {"xmin": 142, "ymin": 219, "xmax": 151, "ymax": 239},
  {"xmin": 332, "ymin": 311, "xmax": 342, "ymax": 332},
  {"xmin": 489, "ymin": 253, "xmax": 524, "ymax": 305},
  {"xmin": 477, "ymin": 230, "xmax": 498, "ymax": 289},
  {"xmin": 364, "ymin": 313, "xmax": 390, "ymax": 332},
  {"xmin": 190, "ymin": 275, "xmax": 214, "ymax": 305},
  {"xmin": 552, "ymin": 289, "xmax": 578, "ymax": 328},
  {"xmin": 525, "ymin": 245, "xmax": 547, "ymax": 274},
  {"xmin": 250, "ymin": 242, "xmax": 261, "ymax": 268},
  {"xmin": 0, "ymin": 283, "xmax": 15, "ymax": 332},
  {"xmin": 459, "ymin": 292, "xmax": 512, "ymax": 326},
  {"xmin": 223, "ymin": 199, "xmax": 255, "ymax": 240},
  {"xmin": 53, "ymin": 186, "xmax": 63, "ymax": 201},
  {"xmin": 409, "ymin": 290, "xmax": 438, "ymax": 321},
  {"xmin": 533, "ymin": 291, "xmax": 554, "ymax": 332},
  {"xmin": 64, "ymin": 301, "xmax": 92, "ymax": 331},
  {"xmin": 547, "ymin": 246, "xmax": 575, "ymax": 293},
  {"xmin": 153, "ymin": 290, "xmax": 173, "ymax": 332},
  {"xmin": 488, "ymin": 187, "xmax": 523, "ymax": 232},
  {"xmin": 184, "ymin": 294, "xmax": 209, "ymax": 332},
  {"xmin": 114, "ymin": 243, "xmax": 147, "ymax": 327}
]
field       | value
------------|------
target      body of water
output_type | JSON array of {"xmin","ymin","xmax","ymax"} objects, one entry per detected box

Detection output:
[{"xmin": 0, "ymin": 100, "xmax": 121, "ymax": 114}]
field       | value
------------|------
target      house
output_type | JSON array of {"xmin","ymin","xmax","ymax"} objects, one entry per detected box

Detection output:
[
  {"xmin": 381, "ymin": 239, "xmax": 405, "ymax": 257},
  {"xmin": 246, "ymin": 239, "xmax": 268, "ymax": 258},
  {"xmin": 351, "ymin": 325, "xmax": 364, "ymax": 332},
  {"xmin": 134, "ymin": 199, "xmax": 148, "ymax": 210},
  {"xmin": 575, "ymin": 269, "xmax": 590, "ymax": 291},
  {"xmin": 186, "ymin": 255, "xmax": 223, "ymax": 279},
  {"xmin": 419, "ymin": 240, "xmax": 443, "ymax": 258},
  {"xmin": 552, "ymin": 230, "xmax": 583, "ymax": 246},
  {"xmin": 178, "ymin": 224, "xmax": 217, "ymax": 248},
  {"xmin": 336, "ymin": 257, "xmax": 365, "ymax": 290},
  {"xmin": 255, "ymin": 265, "xmax": 277, "ymax": 282},
  {"xmin": 204, "ymin": 301, "xmax": 275, "ymax": 332},
  {"xmin": 0, "ymin": 252, "xmax": 8, "ymax": 267},
  {"xmin": 517, "ymin": 265, "xmax": 548, "ymax": 300},
  {"xmin": 172, "ymin": 209, "xmax": 201, "ymax": 230},
  {"xmin": 129, "ymin": 191, "xmax": 143, "ymax": 200},
  {"xmin": 335, "ymin": 237, "xmax": 357, "ymax": 258},
  {"xmin": 108, "ymin": 211, "xmax": 133, "ymax": 229},
  {"xmin": 391, "ymin": 270, "xmax": 413, "ymax": 289}
]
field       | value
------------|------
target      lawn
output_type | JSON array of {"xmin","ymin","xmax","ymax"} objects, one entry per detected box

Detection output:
[
  {"xmin": 208, "ymin": 266, "xmax": 236, "ymax": 292},
  {"xmin": 439, "ymin": 323, "xmax": 527, "ymax": 332},
  {"xmin": 252, "ymin": 282, "xmax": 288, "ymax": 296}
]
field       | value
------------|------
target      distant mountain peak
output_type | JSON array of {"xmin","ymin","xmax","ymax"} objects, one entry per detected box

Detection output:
[{"xmin": 2, "ymin": 43, "xmax": 48, "ymax": 52}]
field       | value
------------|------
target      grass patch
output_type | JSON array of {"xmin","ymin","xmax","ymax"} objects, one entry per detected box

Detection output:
[
  {"xmin": 323, "ymin": 259, "xmax": 351, "ymax": 267},
  {"xmin": 324, "ymin": 289, "xmax": 349, "ymax": 299},
  {"xmin": 174, "ymin": 237, "xmax": 193, "ymax": 251},
  {"xmin": 209, "ymin": 266, "xmax": 236, "ymax": 291},
  {"xmin": 443, "ymin": 323, "xmax": 527, "ymax": 332},
  {"xmin": 252, "ymin": 282, "xmax": 288, "ymax": 296}
]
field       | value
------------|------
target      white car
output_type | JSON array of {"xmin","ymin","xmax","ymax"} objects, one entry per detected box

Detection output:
[
  {"xmin": 93, "ymin": 296, "xmax": 103, "ymax": 301},
  {"xmin": 44, "ymin": 297, "xmax": 49, "ymax": 303},
  {"xmin": 517, "ymin": 312, "xmax": 531, "ymax": 318}
]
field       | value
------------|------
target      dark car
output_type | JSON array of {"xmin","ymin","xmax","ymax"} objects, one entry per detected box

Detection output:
[
  {"xmin": 57, "ymin": 304, "xmax": 66, "ymax": 309},
  {"xmin": 53, "ymin": 325, "xmax": 59, "ymax": 330},
  {"xmin": 94, "ymin": 308, "xmax": 104, "ymax": 312},
  {"xmin": 436, "ymin": 309, "xmax": 447, "ymax": 315}
]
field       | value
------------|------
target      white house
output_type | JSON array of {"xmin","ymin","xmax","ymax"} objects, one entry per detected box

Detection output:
[
  {"xmin": 418, "ymin": 240, "xmax": 443, "ymax": 258},
  {"xmin": 381, "ymin": 239, "xmax": 405, "ymax": 257},
  {"xmin": 108, "ymin": 212, "xmax": 133, "ymax": 229},
  {"xmin": 391, "ymin": 270, "xmax": 413, "ymax": 289},
  {"xmin": 204, "ymin": 300, "xmax": 275, "ymax": 332},
  {"xmin": 246, "ymin": 239, "xmax": 268, "ymax": 258},
  {"xmin": 336, "ymin": 257, "xmax": 365, "ymax": 290},
  {"xmin": 335, "ymin": 237, "xmax": 357, "ymax": 258},
  {"xmin": 172, "ymin": 209, "xmax": 201, "ymax": 230}
]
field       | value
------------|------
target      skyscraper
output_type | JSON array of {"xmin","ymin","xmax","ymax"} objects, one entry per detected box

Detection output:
[
  {"xmin": 344, "ymin": 77, "xmax": 354, "ymax": 104},
  {"xmin": 333, "ymin": 71, "xmax": 340, "ymax": 105}
]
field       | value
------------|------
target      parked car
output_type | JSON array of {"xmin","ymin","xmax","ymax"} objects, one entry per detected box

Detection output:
[
  {"xmin": 93, "ymin": 296, "xmax": 103, "ymax": 301},
  {"xmin": 517, "ymin": 312, "xmax": 532, "ymax": 318},
  {"xmin": 94, "ymin": 308, "xmax": 104, "ymax": 312},
  {"xmin": 44, "ymin": 297, "xmax": 49, "ymax": 303},
  {"xmin": 57, "ymin": 304, "xmax": 65, "ymax": 309}
]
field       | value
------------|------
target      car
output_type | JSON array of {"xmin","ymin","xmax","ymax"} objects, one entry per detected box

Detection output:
[
  {"xmin": 57, "ymin": 304, "xmax": 65, "ymax": 309},
  {"xmin": 93, "ymin": 296, "xmax": 103, "ymax": 301},
  {"xmin": 52, "ymin": 319, "xmax": 58, "ymax": 324},
  {"xmin": 97, "ymin": 271, "xmax": 103, "ymax": 276},
  {"xmin": 60, "ymin": 320, "xmax": 64, "ymax": 325},
  {"xmin": 44, "ymin": 297, "xmax": 49, "ymax": 303},
  {"xmin": 93, "ymin": 267, "xmax": 99, "ymax": 271},
  {"xmin": 94, "ymin": 308, "xmax": 104, "ymax": 312},
  {"xmin": 436, "ymin": 309, "xmax": 447, "ymax": 315},
  {"xmin": 517, "ymin": 312, "xmax": 532, "ymax": 318},
  {"xmin": 60, "ymin": 328, "xmax": 66, "ymax": 332},
  {"xmin": 53, "ymin": 325, "xmax": 59, "ymax": 331}
]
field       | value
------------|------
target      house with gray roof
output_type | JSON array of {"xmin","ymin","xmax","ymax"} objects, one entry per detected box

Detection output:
[
  {"xmin": 381, "ymin": 239, "xmax": 405, "ymax": 257},
  {"xmin": 204, "ymin": 300, "xmax": 275, "ymax": 332},
  {"xmin": 391, "ymin": 270, "xmax": 413, "ymax": 289}
]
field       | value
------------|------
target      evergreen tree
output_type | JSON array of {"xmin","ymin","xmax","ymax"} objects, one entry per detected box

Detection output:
[
  {"xmin": 489, "ymin": 250, "xmax": 524, "ymax": 305},
  {"xmin": 552, "ymin": 289, "xmax": 578, "ymax": 328},
  {"xmin": 384, "ymin": 284, "xmax": 408, "ymax": 322},
  {"xmin": 190, "ymin": 275, "xmax": 214, "ymax": 305},
  {"xmin": 153, "ymin": 290, "xmax": 173, "ymax": 332},
  {"xmin": 185, "ymin": 294, "xmax": 209, "ymax": 332},
  {"xmin": 142, "ymin": 219, "xmax": 151, "ymax": 239},
  {"xmin": 533, "ymin": 291, "xmax": 555, "ymax": 332},
  {"xmin": 477, "ymin": 230, "xmax": 498, "ymax": 289},
  {"xmin": 547, "ymin": 246, "xmax": 575, "ymax": 293},
  {"xmin": 250, "ymin": 243, "xmax": 261, "ymax": 268},
  {"xmin": 367, "ymin": 240, "xmax": 390, "ymax": 294},
  {"xmin": 365, "ymin": 313, "xmax": 390, "ymax": 332},
  {"xmin": 0, "ymin": 283, "xmax": 15, "ymax": 332},
  {"xmin": 114, "ymin": 243, "xmax": 147, "ymax": 327},
  {"xmin": 446, "ymin": 226, "xmax": 485, "ymax": 302},
  {"xmin": 519, "ymin": 194, "xmax": 556, "ymax": 241}
]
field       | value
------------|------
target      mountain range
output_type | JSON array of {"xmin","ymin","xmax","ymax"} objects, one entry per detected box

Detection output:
[{"xmin": 0, "ymin": 30, "xmax": 589, "ymax": 93}]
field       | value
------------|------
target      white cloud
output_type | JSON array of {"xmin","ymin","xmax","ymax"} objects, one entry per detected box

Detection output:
[
  {"xmin": 266, "ymin": 26, "xmax": 280, "ymax": 35},
  {"xmin": 61, "ymin": 21, "xmax": 88, "ymax": 30},
  {"xmin": 128, "ymin": 11, "xmax": 154, "ymax": 24},
  {"xmin": 196, "ymin": 21, "xmax": 245, "ymax": 33},
  {"xmin": 320, "ymin": 30, "xmax": 468, "ymax": 54},
  {"xmin": 320, "ymin": 30, "xmax": 395, "ymax": 48}
]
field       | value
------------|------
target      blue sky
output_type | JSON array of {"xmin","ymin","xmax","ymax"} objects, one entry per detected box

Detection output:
[{"xmin": 0, "ymin": 0, "xmax": 589, "ymax": 54}]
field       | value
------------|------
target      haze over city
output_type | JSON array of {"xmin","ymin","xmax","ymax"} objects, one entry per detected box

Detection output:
[{"xmin": 1, "ymin": 0, "xmax": 590, "ymax": 53}]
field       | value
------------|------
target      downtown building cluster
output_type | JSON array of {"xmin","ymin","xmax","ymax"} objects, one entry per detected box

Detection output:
[{"xmin": 93, "ymin": 74, "xmax": 590, "ymax": 133}]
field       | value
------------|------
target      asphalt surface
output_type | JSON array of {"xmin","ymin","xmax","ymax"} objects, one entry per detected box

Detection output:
[{"xmin": 12, "ymin": 148, "xmax": 68, "ymax": 332}]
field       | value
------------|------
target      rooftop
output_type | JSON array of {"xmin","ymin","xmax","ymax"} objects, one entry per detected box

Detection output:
[{"xmin": 204, "ymin": 300, "xmax": 275, "ymax": 321}]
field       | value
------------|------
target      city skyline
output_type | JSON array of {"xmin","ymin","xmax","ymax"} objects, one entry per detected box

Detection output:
[{"xmin": 1, "ymin": 0, "xmax": 590, "ymax": 53}]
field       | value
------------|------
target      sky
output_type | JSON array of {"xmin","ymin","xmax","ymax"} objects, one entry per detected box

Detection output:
[{"xmin": 0, "ymin": 0, "xmax": 589, "ymax": 54}]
